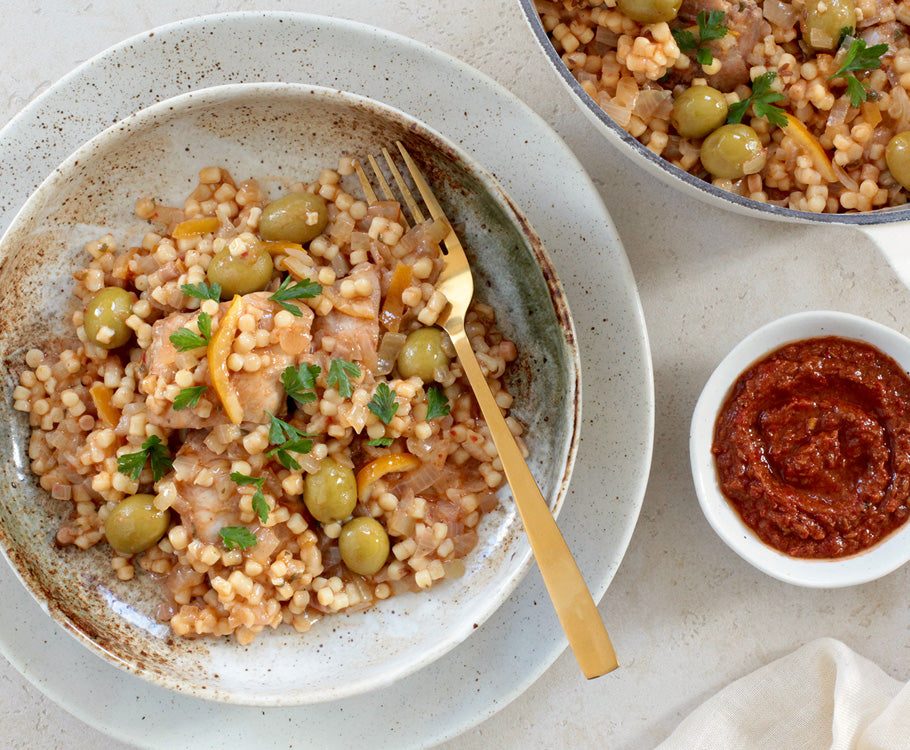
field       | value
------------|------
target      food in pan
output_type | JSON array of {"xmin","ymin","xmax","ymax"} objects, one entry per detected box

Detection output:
[{"xmin": 537, "ymin": 0, "xmax": 910, "ymax": 212}]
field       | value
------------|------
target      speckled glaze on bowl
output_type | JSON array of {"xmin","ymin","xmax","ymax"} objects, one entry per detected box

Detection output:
[
  {"xmin": 0, "ymin": 83, "xmax": 580, "ymax": 705},
  {"xmin": 690, "ymin": 310, "xmax": 910, "ymax": 587}
]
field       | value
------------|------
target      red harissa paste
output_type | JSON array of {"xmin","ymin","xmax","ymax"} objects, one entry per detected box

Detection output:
[{"xmin": 712, "ymin": 336, "xmax": 910, "ymax": 558}]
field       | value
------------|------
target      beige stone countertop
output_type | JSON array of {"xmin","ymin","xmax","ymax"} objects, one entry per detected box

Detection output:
[{"xmin": 2, "ymin": 1, "xmax": 909, "ymax": 748}]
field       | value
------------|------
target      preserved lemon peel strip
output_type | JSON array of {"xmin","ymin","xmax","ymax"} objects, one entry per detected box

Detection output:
[
  {"xmin": 172, "ymin": 216, "xmax": 220, "ymax": 239},
  {"xmin": 89, "ymin": 383, "xmax": 120, "ymax": 428},
  {"xmin": 261, "ymin": 240, "xmax": 306, "ymax": 256},
  {"xmin": 356, "ymin": 453, "xmax": 421, "ymax": 501},
  {"xmin": 380, "ymin": 262, "xmax": 413, "ymax": 333},
  {"xmin": 208, "ymin": 294, "xmax": 244, "ymax": 424},
  {"xmin": 781, "ymin": 113, "xmax": 837, "ymax": 183}
]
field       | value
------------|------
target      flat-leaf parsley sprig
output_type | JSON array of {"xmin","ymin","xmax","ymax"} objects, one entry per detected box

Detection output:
[
  {"xmin": 828, "ymin": 37, "xmax": 888, "ymax": 107},
  {"xmin": 426, "ymin": 386, "xmax": 451, "ymax": 421},
  {"xmin": 117, "ymin": 435, "xmax": 173, "ymax": 482},
  {"xmin": 268, "ymin": 276, "xmax": 322, "ymax": 316},
  {"xmin": 368, "ymin": 382, "xmax": 400, "ymax": 425},
  {"xmin": 727, "ymin": 71, "xmax": 788, "ymax": 127},
  {"xmin": 282, "ymin": 363, "xmax": 321, "ymax": 406},
  {"xmin": 327, "ymin": 358, "xmax": 361, "ymax": 399},
  {"xmin": 173, "ymin": 385, "xmax": 207, "ymax": 411},
  {"xmin": 671, "ymin": 10, "xmax": 728, "ymax": 66},
  {"xmin": 230, "ymin": 472, "xmax": 269, "ymax": 524},
  {"xmin": 169, "ymin": 311, "xmax": 212, "ymax": 352},
  {"xmin": 220, "ymin": 526, "xmax": 257, "ymax": 550},
  {"xmin": 180, "ymin": 281, "xmax": 222, "ymax": 302},
  {"xmin": 265, "ymin": 412, "xmax": 314, "ymax": 471}
]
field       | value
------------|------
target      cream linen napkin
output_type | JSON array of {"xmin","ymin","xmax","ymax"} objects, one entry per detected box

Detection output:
[{"xmin": 656, "ymin": 638, "xmax": 910, "ymax": 750}]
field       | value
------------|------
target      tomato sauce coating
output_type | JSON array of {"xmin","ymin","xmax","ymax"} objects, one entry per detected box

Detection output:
[{"xmin": 713, "ymin": 336, "xmax": 910, "ymax": 558}]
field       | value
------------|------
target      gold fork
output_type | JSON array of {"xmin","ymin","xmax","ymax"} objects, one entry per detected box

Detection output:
[{"xmin": 355, "ymin": 142, "xmax": 618, "ymax": 679}]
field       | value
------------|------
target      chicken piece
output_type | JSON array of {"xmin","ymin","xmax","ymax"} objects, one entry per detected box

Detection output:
[
  {"xmin": 674, "ymin": 0, "xmax": 764, "ymax": 91},
  {"xmin": 168, "ymin": 433, "xmax": 245, "ymax": 544},
  {"xmin": 312, "ymin": 263, "xmax": 381, "ymax": 370},
  {"xmin": 142, "ymin": 292, "xmax": 315, "ymax": 429}
]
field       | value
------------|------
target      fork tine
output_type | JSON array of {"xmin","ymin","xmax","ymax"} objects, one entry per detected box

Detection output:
[
  {"xmin": 381, "ymin": 146, "xmax": 426, "ymax": 224},
  {"xmin": 353, "ymin": 159, "xmax": 378, "ymax": 204},
  {"xmin": 395, "ymin": 142, "xmax": 448, "ymax": 226},
  {"xmin": 366, "ymin": 154, "xmax": 396, "ymax": 204}
]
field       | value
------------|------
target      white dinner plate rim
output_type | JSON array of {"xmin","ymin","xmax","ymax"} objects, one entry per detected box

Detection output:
[{"xmin": 0, "ymin": 10, "xmax": 654, "ymax": 749}]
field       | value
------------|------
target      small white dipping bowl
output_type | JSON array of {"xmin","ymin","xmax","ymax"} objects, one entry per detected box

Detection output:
[{"xmin": 690, "ymin": 310, "xmax": 910, "ymax": 588}]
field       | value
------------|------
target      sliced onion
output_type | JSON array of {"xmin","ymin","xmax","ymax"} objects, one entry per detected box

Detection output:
[
  {"xmin": 833, "ymin": 162, "xmax": 859, "ymax": 192},
  {"xmin": 634, "ymin": 88, "xmax": 673, "ymax": 120},
  {"xmin": 595, "ymin": 25, "xmax": 619, "ymax": 48},
  {"xmin": 596, "ymin": 91, "xmax": 633, "ymax": 127},
  {"xmin": 762, "ymin": 0, "xmax": 798, "ymax": 28},
  {"xmin": 827, "ymin": 96, "xmax": 850, "ymax": 128},
  {"xmin": 809, "ymin": 26, "xmax": 835, "ymax": 50},
  {"xmin": 376, "ymin": 332, "xmax": 406, "ymax": 376}
]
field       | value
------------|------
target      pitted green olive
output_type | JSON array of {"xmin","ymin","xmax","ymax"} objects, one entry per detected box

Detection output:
[
  {"xmin": 616, "ymin": 0, "xmax": 682, "ymax": 23},
  {"xmin": 886, "ymin": 132, "xmax": 910, "ymax": 191},
  {"xmin": 700, "ymin": 124, "xmax": 767, "ymax": 179},
  {"xmin": 206, "ymin": 240, "xmax": 273, "ymax": 298},
  {"xmin": 672, "ymin": 86, "xmax": 729, "ymax": 139},
  {"xmin": 304, "ymin": 458, "xmax": 357, "ymax": 524},
  {"xmin": 338, "ymin": 517, "xmax": 390, "ymax": 576},
  {"xmin": 105, "ymin": 494, "xmax": 170, "ymax": 555},
  {"xmin": 397, "ymin": 327, "xmax": 451, "ymax": 382},
  {"xmin": 259, "ymin": 192, "xmax": 329, "ymax": 244},
  {"xmin": 84, "ymin": 287, "xmax": 135, "ymax": 349},
  {"xmin": 802, "ymin": 0, "xmax": 856, "ymax": 50}
]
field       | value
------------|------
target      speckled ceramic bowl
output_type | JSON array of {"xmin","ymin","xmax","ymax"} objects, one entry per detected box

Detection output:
[
  {"xmin": 691, "ymin": 310, "xmax": 910, "ymax": 587},
  {"xmin": 0, "ymin": 83, "xmax": 580, "ymax": 704}
]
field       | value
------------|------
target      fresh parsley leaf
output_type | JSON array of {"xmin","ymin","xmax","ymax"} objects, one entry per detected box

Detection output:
[
  {"xmin": 267, "ymin": 437, "xmax": 314, "ymax": 471},
  {"xmin": 368, "ymin": 382, "xmax": 399, "ymax": 425},
  {"xmin": 282, "ymin": 363, "xmax": 321, "ymax": 406},
  {"xmin": 173, "ymin": 385, "xmax": 207, "ymax": 411},
  {"xmin": 327, "ymin": 359, "xmax": 361, "ymax": 398},
  {"xmin": 117, "ymin": 435, "xmax": 173, "ymax": 482},
  {"xmin": 181, "ymin": 281, "xmax": 222, "ymax": 302},
  {"xmin": 828, "ymin": 38, "xmax": 888, "ymax": 107},
  {"xmin": 266, "ymin": 412, "xmax": 303, "ymax": 444},
  {"xmin": 727, "ymin": 71, "xmax": 787, "ymax": 127},
  {"xmin": 197, "ymin": 311, "xmax": 212, "ymax": 339},
  {"xmin": 230, "ymin": 471, "xmax": 268, "ymax": 524},
  {"xmin": 671, "ymin": 27, "xmax": 697, "ymax": 52},
  {"xmin": 265, "ymin": 413, "xmax": 314, "ymax": 470},
  {"xmin": 366, "ymin": 437, "xmax": 394, "ymax": 447},
  {"xmin": 268, "ymin": 276, "xmax": 322, "ymax": 316},
  {"xmin": 219, "ymin": 526, "xmax": 258, "ymax": 550},
  {"xmin": 671, "ymin": 11, "xmax": 727, "ymax": 65},
  {"xmin": 426, "ymin": 386, "xmax": 451, "ymax": 421},
  {"xmin": 169, "ymin": 311, "xmax": 212, "ymax": 352}
]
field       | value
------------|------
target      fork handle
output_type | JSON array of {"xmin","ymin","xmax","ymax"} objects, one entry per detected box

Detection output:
[{"xmin": 448, "ymin": 329, "xmax": 618, "ymax": 678}]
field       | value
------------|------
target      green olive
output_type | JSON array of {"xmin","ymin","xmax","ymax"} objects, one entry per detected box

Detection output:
[
  {"xmin": 338, "ymin": 517, "xmax": 390, "ymax": 576},
  {"xmin": 259, "ymin": 192, "xmax": 329, "ymax": 244},
  {"xmin": 105, "ymin": 494, "xmax": 170, "ymax": 555},
  {"xmin": 206, "ymin": 242, "xmax": 273, "ymax": 299},
  {"xmin": 886, "ymin": 132, "xmax": 910, "ymax": 191},
  {"xmin": 672, "ymin": 86, "xmax": 729, "ymax": 140},
  {"xmin": 700, "ymin": 124, "xmax": 767, "ymax": 179},
  {"xmin": 397, "ymin": 327, "xmax": 451, "ymax": 382},
  {"xmin": 616, "ymin": 0, "xmax": 682, "ymax": 23},
  {"xmin": 304, "ymin": 458, "xmax": 357, "ymax": 524},
  {"xmin": 802, "ymin": 0, "xmax": 856, "ymax": 50},
  {"xmin": 83, "ymin": 287, "xmax": 135, "ymax": 349}
]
